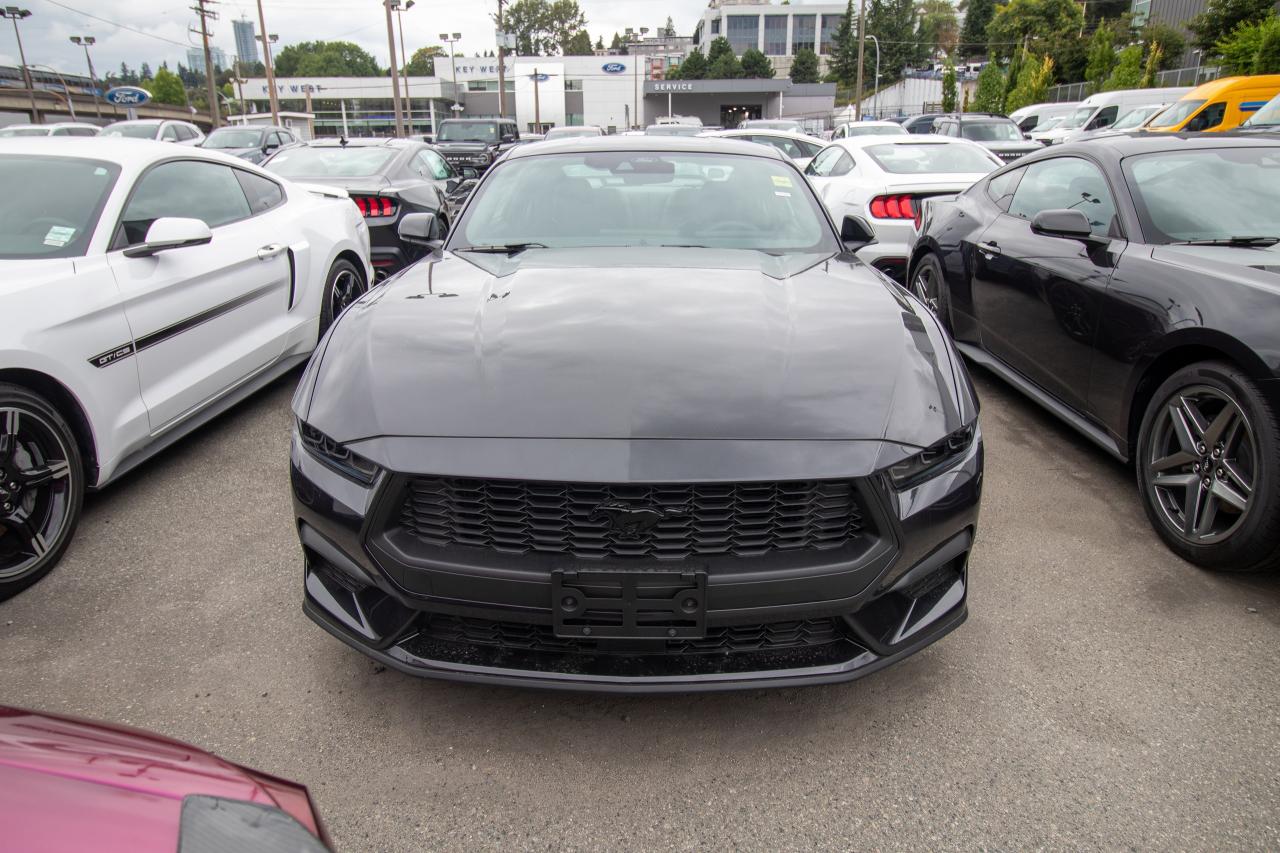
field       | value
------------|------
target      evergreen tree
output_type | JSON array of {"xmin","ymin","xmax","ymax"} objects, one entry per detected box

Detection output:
[
  {"xmin": 971, "ymin": 61, "xmax": 1005, "ymax": 112},
  {"xmin": 678, "ymin": 49, "xmax": 708, "ymax": 79},
  {"xmin": 863, "ymin": 0, "xmax": 920, "ymax": 82},
  {"xmin": 1005, "ymin": 54, "xmax": 1054, "ymax": 112},
  {"xmin": 1189, "ymin": 0, "xmax": 1275, "ymax": 52},
  {"xmin": 140, "ymin": 62, "xmax": 153, "ymax": 81},
  {"xmin": 1139, "ymin": 44, "xmax": 1164, "ymax": 87},
  {"xmin": 959, "ymin": 0, "xmax": 995, "ymax": 58},
  {"xmin": 790, "ymin": 47, "xmax": 820, "ymax": 83},
  {"xmin": 664, "ymin": 16, "xmax": 676, "ymax": 37},
  {"xmin": 941, "ymin": 58, "xmax": 958, "ymax": 112},
  {"xmin": 1255, "ymin": 18, "xmax": 1280, "ymax": 72},
  {"xmin": 1103, "ymin": 44, "xmax": 1143, "ymax": 90},
  {"xmin": 564, "ymin": 29, "xmax": 593, "ymax": 55},
  {"xmin": 828, "ymin": 0, "xmax": 860, "ymax": 86},
  {"xmin": 708, "ymin": 51, "xmax": 744, "ymax": 79},
  {"xmin": 595, "ymin": 35, "xmax": 604, "ymax": 51},
  {"xmin": 144, "ymin": 67, "xmax": 186, "ymax": 105},
  {"xmin": 1002, "ymin": 48, "xmax": 1023, "ymax": 107},
  {"xmin": 706, "ymin": 36, "xmax": 736, "ymax": 64},
  {"xmin": 1085, "ymin": 25, "xmax": 1117, "ymax": 94},
  {"xmin": 741, "ymin": 47, "xmax": 776, "ymax": 78}
]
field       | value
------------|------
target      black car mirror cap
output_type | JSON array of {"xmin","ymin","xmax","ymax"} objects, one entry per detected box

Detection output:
[
  {"xmin": 123, "ymin": 217, "xmax": 213, "ymax": 258},
  {"xmin": 1030, "ymin": 209, "xmax": 1102, "ymax": 243},
  {"xmin": 840, "ymin": 214, "xmax": 878, "ymax": 252},
  {"xmin": 398, "ymin": 212, "xmax": 446, "ymax": 252}
]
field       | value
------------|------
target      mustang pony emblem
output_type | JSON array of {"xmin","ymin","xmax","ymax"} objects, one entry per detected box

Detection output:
[{"xmin": 589, "ymin": 502, "xmax": 686, "ymax": 538}]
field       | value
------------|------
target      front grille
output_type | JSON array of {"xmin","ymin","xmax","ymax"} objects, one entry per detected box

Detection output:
[
  {"xmin": 396, "ymin": 477, "xmax": 867, "ymax": 561},
  {"xmin": 418, "ymin": 613, "xmax": 843, "ymax": 655}
]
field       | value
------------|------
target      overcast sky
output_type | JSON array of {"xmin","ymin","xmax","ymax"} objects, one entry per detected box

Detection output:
[{"xmin": 1, "ymin": 0, "xmax": 721, "ymax": 77}]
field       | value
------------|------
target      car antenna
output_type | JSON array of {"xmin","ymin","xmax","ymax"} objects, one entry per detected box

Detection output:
[{"xmin": 338, "ymin": 135, "xmax": 348, "ymax": 147}]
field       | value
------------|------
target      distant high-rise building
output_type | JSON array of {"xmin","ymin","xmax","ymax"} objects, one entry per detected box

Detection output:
[
  {"xmin": 186, "ymin": 45, "xmax": 228, "ymax": 72},
  {"xmin": 233, "ymin": 17, "xmax": 259, "ymax": 65}
]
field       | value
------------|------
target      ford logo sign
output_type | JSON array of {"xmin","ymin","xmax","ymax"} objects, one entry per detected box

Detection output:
[
  {"xmin": 105, "ymin": 86, "xmax": 151, "ymax": 106},
  {"xmin": 602, "ymin": 62, "xmax": 626, "ymax": 74},
  {"xmin": 533, "ymin": 73, "xmax": 550, "ymax": 82}
]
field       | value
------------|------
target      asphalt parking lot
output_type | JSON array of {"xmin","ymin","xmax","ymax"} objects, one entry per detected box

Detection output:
[{"xmin": 4, "ymin": 367, "xmax": 1279, "ymax": 851}]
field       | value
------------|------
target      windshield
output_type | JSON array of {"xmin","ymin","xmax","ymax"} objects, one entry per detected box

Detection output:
[
  {"xmin": 204, "ymin": 129, "xmax": 263, "ymax": 148},
  {"xmin": 0, "ymin": 155, "xmax": 120, "ymax": 259},
  {"xmin": 1125, "ymin": 147, "xmax": 1280, "ymax": 242},
  {"xmin": 645, "ymin": 125, "xmax": 703, "ymax": 136},
  {"xmin": 961, "ymin": 122, "xmax": 1023, "ymax": 142},
  {"xmin": 1242, "ymin": 93, "xmax": 1280, "ymax": 126},
  {"xmin": 438, "ymin": 122, "xmax": 499, "ymax": 143},
  {"xmin": 1147, "ymin": 99, "xmax": 1206, "ymax": 129},
  {"xmin": 0, "ymin": 126, "xmax": 49, "ymax": 137},
  {"xmin": 544, "ymin": 127, "xmax": 602, "ymax": 140},
  {"xmin": 1031, "ymin": 117, "xmax": 1063, "ymax": 132},
  {"xmin": 454, "ymin": 151, "xmax": 835, "ymax": 254},
  {"xmin": 1111, "ymin": 106, "xmax": 1162, "ymax": 130},
  {"xmin": 101, "ymin": 122, "xmax": 161, "ymax": 139},
  {"xmin": 864, "ymin": 142, "xmax": 998, "ymax": 174},
  {"xmin": 847, "ymin": 124, "xmax": 908, "ymax": 137},
  {"xmin": 743, "ymin": 120, "xmax": 802, "ymax": 131},
  {"xmin": 1058, "ymin": 107, "xmax": 1095, "ymax": 130},
  {"xmin": 265, "ymin": 146, "xmax": 396, "ymax": 177}
]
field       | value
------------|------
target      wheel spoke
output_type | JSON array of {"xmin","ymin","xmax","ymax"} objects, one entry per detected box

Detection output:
[
  {"xmin": 1168, "ymin": 403, "xmax": 1199, "ymax": 453},
  {"xmin": 17, "ymin": 460, "xmax": 70, "ymax": 487},
  {"xmin": 1202, "ymin": 404, "xmax": 1237, "ymax": 448},
  {"xmin": 1152, "ymin": 471, "xmax": 1198, "ymax": 489},
  {"xmin": 1178, "ymin": 396, "xmax": 1209, "ymax": 441},
  {"xmin": 1181, "ymin": 479, "xmax": 1208, "ymax": 536},
  {"xmin": 1220, "ymin": 459, "xmax": 1253, "ymax": 495},
  {"xmin": 1210, "ymin": 479, "xmax": 1249, "ymax": 514},
  {"xmin": 1193, "ymin": 493, "xmax": 1219, "ymax": 537},
  {"xmin": 1, "ymin": 515, "xmax": 48, "ymax": 559},
  {"xmin": 1151, "ymin": 450, "xmax": 1197, "ymax": 473},
  {"xmin": 0, "ymin": 409, "xmax": 17, "ymax": 463}
]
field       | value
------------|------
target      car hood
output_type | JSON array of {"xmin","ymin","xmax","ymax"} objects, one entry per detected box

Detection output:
[
  {"xmin": 303, "ymin": 247, "xmax": 968, "ymax": 450},
  {"xmin": 1151, "ymin": 243, "xmax": 1280, "ymax": 291},
  {"xmin": 0, "ymin": 258, "xmax": 77, "ymax": 298},
  {"xmin": 433, "ymin": 141, "xmax": 492, "ymax": 151}
]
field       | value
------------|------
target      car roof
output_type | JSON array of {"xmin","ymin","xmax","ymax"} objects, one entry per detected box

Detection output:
[
  {"xmin": 706, "ymin": 128, "xmax": 826, "ymax": 143},
  {"xmin": 1029, "ymin": 131, "xmax": 1280, "ymax": 163},
  {"xmin": 1182, "ymin": 74, "xmax": 1280, "ymax": 98},
  {"xmin": 305, "ymin": 137, "xmax": 416, "ymax": 149},
  {"xmin": 0, "ymin": 137, "xmax": 274, "ymax": 169},
  {"xmin": 502, "ymin": 134, "xmax": 788, "ymax": 161},
  {"xmin": 830, "ymin": 134, "xmax": 988, "ymax": 152},
  {"xmin": 838, "ymin": 120, "xmax": 902, "ymax": 127}
]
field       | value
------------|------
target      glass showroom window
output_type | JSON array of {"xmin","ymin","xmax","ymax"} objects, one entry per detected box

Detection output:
[
  {"xmin": 820, "ymin": 14, "xmax": 843, "ymax": 54},
  {"xmin": 791, "ymin": 15, "xmax": 815, "ymax": 54},
  {"xmin": 727, "ymin": 15, "xmax": 760, "ymax": 55},
  {"xmin": 764, "ymin": 16, "xmax": 788, "ymax": 55}
]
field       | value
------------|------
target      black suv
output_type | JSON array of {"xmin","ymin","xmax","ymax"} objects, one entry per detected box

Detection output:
[
  {"xmin": 932, "ymin": 114, "xmax": 1042, "ymax": 163},
  {"xmin": 433, "ymin": 118, "xmax": 521, "ymax": 173}
]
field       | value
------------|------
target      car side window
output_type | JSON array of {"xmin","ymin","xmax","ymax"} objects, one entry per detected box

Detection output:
[
  {"xmin": 235, "ymin": 169, "xmax": 285, "ymax": 214},
  {"xmin": 268, "ymin": 132, "xmax": 285, "ymax": 148},
  {"xmin": 828, "ymin": 150, "xmax": 855, "ymax": 177},
  {"xmin": 807, "ymin": 146, "xmax": 843, "ymax": 176},
  {"xmin": 758, "ymin": 135, "xmax": 802, "ymax": 159},
  {"xmin": 176, "ymin": 124, "xmax": 196, "ymax": 141},
  {"xmin": 1089, "ymin": 105, "xmax": 1119, "ymax": 129},
  {"xmin": 1007, "ymin": 156, "xmax": 1118, "ymax": 236},
  {"xmin": 414, "ymin": 149, "xmax": 451, "ymax": 179},
  {"xmin": 161, "ymin": 124, "xmax": 179, "ymax": 141},
  {"xmin": 986, "ymin": 167, "xmax": 1024, "ymax": 211},
  {"xmin": 117, "ymin": 160, "xmax": 252, "ymax": 247},
  {"xmin": 1186, "ymin": 101, "xmax": 1227, "ymax": 131},
  {"xmin": 799, "ymin": 140, "xmax": 823, "ymax": 158}
]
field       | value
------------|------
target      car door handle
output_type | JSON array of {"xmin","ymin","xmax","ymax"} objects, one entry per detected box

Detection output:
[
  {"xmin": 257, "ymin": 243, "xmax": 287, "ymax": 261},
  {"xmin": 976, "ymin": 241, "xmax": 1001, "ymax": 258}
]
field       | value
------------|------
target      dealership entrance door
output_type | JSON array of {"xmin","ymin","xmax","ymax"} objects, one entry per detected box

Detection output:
[{"xmin": 720, "ymin": 104, "xmax": 762, "ymax": 129}]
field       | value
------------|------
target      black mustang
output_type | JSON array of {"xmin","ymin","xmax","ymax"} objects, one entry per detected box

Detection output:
[
  {"xmin": 910, "ymin": 133, "xmax": 1280, "ymax": 573},
  {"xmin": 290, "ymin": 136, "xmax": 983, "ymax": 691}
]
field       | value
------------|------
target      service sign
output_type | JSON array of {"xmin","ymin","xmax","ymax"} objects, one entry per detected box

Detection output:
[
  {"xmin": 105, "ymin": 86, "xmax": 151, "ymax": 106},
  {"xmin": 602, "ymin": 62, "xmax": 626, "ymax": 74}
]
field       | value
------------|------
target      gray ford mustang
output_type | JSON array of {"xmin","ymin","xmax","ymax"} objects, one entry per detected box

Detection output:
[{"xmin": 289, "ymin": 136, "xmax": 983, "ymax": 692}]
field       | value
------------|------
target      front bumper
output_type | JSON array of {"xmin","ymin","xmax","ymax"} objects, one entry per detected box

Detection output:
[{"xmin": 291, "ymin": 433, "xmax": 982, "ymax": 693}]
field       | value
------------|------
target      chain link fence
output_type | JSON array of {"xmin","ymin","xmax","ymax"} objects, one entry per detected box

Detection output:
[{"xmin": 1047, "ymin": 66, "xmax": 1224, "ymax": 103}]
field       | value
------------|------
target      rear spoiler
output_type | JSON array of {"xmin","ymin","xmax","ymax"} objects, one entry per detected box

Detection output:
[{"xmin": 294, "ymin": 182, "xmax": 350, "ymax": 200}]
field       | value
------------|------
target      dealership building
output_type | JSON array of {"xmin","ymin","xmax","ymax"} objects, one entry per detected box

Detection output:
[{"xmin": 245, "ymin": 54, "xmax": 835, "ymax": 137}]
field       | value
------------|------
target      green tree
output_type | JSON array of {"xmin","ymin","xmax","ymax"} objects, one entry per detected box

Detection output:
[
  {"xmin": 140, "ymin": 62, "xmax": 153, "ymax": 81},
  {"xmin": 790, "ymin": 47, "xmax": 821, "ymax": 83},
  {"xmin": 1142, "ymin": 22, "xmax": 1186, "ymax": 70},
  {"xmin": 564, "ymin": 29, "xmax": 593, "ymax": 55},
  {"xmin": 918, "ymin": 0, "xmax": 960, "ymax": 57},
  {"xmin": 1002, "ymin": 47, "xmax": 1024, "ymax": 106},
  {"xmin": 941, "ymin": 58, "xmax": 958, "ymax": 112},
  {"xmin": 663, "ymin": 16, "xmax": 676, "ymax": 37},
  {"xmin": 1215, "ymin": 15, "xmax": 1280, "ymax": 73},
  {"xmin": 959, "ymin": 0, "xmax": 995, "ymax": 58},
  {"xmin": 594, "ymin": 35, "xmax": 604, "ymax": 51},
  {"xmin": 708, "ymin": 51, "xmax": 744, "ymax": 79},
  {"xmin": 706, "ymin": 36, "xmax": 736, "ymax": 65},
  {"xmin": 1189, "ymin": 0, "xmax": 1275, "ymax": 52},
  {"xmin": 1084, "ymin": 25, "xmax": 1117, "ymax": 94},
  {"xmin": 404, "ymin": 45, "xmax": 445, "ymax": 75},
  {"xmin": 609, "ymin": 32, "xmax": 624, "ymax": 52},
  {"xmin": 274, "ymin": 41, "xmax": 381, "ymax": 76},
  {"xmin": 1005, "ymin": 53, "xmax": 1054, "ymax": 112},
  {"xmin": 144, "ymin": 67, "xmax": 186, "ymax": 105},
  {"xmin": 986, "ymin": 0, "xmax": 1086, "ymax": 61},
  {"xmin": 503, "ymin": 0, "xmax": 587, "ymax": 55},
  {"xmin": 1103, "ymin": 44, "xmax": 1143, "ymax": 90},
  {"xmin": 741, "ymin": 47, "xmax": 776, "ymax": 78},
  {"xmin": 971, "ymin": 60, "xmax": 1005, "ymax": 112},
  {"xmin": 1255, "ymin": 17, "xmax": 1280, "ymax": 71},
  {"xmin": 828, "ymin": 0, "xmax": 860, "ymax": 86},
  {"xmin": 678, "ymin": 49, "xmax": 709, "ymax": 79},
  {"xmin": 1139, "ymin": 43, "xmax": 1164, "ymax": 87},
  {"xmin": 863, "ymin": 0, "xmax": 921, "ymax": 82}
]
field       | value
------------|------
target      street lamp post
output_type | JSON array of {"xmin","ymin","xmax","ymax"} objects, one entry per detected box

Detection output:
[
  {"xmin": 30, "ymin": 64, "xmax": 75, "ymax": 120},
  {"xmin": 2, "ymin": 7, "xmax": 39, "ymax": 122},
  {"xmin": 866, "ymin": 35, "xmax": 880, "ymax": 120},
  {"xmin": 391, "ymin": 0, "xmax": 414, "ymax": 126},
  {"xmin": 624, "ymin": 26, "xmax": 649, "ymax": 130},
  {"xmin": 69, "ymin": 36, "xmax": 102, "ymax": 119},
  {"xmin": 440, "ymin": 32, "xmax": 463, "ymax": 115},
  {"xmin": 255, "ymin": 0, "xmax": 281, "ymax": 124},
  {"xmin": 383, "ymin": 0, "xmax": 406, "ymax": 136}
]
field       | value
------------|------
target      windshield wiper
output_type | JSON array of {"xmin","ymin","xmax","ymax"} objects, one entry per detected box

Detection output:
[
  {"xmin": 1170, "ymin": 236, "xmax": 1280, "ymax": 247},
  {"xmin": 456, "ymin": 242, "xmax": 549, "ymax": 255}
]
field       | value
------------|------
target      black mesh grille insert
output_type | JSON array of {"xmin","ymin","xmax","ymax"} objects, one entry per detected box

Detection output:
[{"xmin": 396, "ymin": 477, "xmax": 866, "ymax": 560}]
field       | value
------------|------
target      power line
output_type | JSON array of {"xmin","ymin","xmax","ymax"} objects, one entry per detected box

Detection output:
[{"xmin": 40, "ymin": 0, "xmax": 191, "ymax": 48}]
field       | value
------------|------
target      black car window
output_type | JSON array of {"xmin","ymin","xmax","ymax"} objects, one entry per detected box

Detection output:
[
  {"xmin": 798, "ymin": 139, "xmax": 823, "ymax": 158},
  {"xmin": 268, "ymin": 132, "xmax": 286, "ymax": 148},
  {"xmin": 1185, "ymin": 101, "xmax": 1227, "ymax": 131},
  {"xmin": 1017, "ymin": 115, "xmax": 1039, "ymax": 131},
  {"xmin": 807, "ymin": 146, "xmax": 844, "ymax": 176},
  {"xmin": 1088, "ymin": 105, "xmax": 1119, "ymax": 130},
  {"xmin": 117, "ymin": 160, "xmax": 252, "ymax": 246},
  {"xmin": 828, "ymin": 150, "xmax": 855, "ymax": 176},
  {"xmin": 754, "ymin": 135, "xmax": 804, "ymax": 159},
  {"xmin": 1008, "ymin": 157, "xmax": 1117, "ymax": 236},
  {"xmin": 235, "ymin": 169, "xmax": 285, "ymax": 214},
  {"xmin": 986, "ymin": 167, "xmax": 1024, "ymax": 211},
  {"xmin": 413, "ymin": 149, "xmax": 452, "ymax": 180},
  {"xmin": 176, "ymin": 124, "xmax": 197, "ymax": 141},
  {"xmin": 161, "ymin": 124, "xmax": 179, "ymax": 141}
]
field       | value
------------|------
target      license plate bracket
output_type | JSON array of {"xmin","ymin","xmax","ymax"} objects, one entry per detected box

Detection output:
[{"xmin": 552, "ymin": 568, "xmax": 707, "ymax": 640}]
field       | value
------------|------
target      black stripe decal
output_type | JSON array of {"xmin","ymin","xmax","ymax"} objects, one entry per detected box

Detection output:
[{"xmin": 88, "ymin": 281, "xmax": 279, "ymax": 369}]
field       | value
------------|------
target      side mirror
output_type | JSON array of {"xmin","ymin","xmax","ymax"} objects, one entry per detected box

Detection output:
[
  {"xmin": 446, "ymin": 178, "xmax": 460, "ymax": 194},
  {"xmin": 398, "ymin": 212, "xmax": 445, "ymax": 252},
  {"xmin": 840, "ymin": 215, "xmax": 877, "ymax": 252},
  {"xmin": 461, "ymin": 166, "xmax": 479, "ymax": 180},
  {"xmin": 123, "ymin": 217, "xmax": 212, "ymax": 258},
  {"xmin": 1030, "ymin": 209, "xmax": 1096, "ymax": 242},
  {"xmin": 1023, "ymin": 132, "xmax": 1033, "ymax": 140}
]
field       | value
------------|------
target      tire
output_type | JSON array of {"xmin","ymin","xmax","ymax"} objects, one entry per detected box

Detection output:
[
  {"xmin": 318, "ymin": 258, "xmax": 367, "ymax": 337},
  {"xmin": 910, "ymin": 252, "xmax": 952, "ymax": 332},
  {"xmin": 1135, "ymin": 361, "xmax": 1280, "ymax": 573},
  {"xmin": 0, "ymin": 383, "xmax": 85, "ymax": 601}
]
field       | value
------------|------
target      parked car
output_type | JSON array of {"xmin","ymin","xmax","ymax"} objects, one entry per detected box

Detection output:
[
  {"xmin": 201, "ymin": 124, "xmax": 303, "ymax": 164},
  {"xmin": 543, "ymin": 125, "xmax": 604, "ymax": 140},
  {"xmin": 1236, "ymin": 90, "xmax": 1280, "ymax": 133},
  {"xmin": 0, "ymin": 705, "xmax": 332, "ymax": 851},
  {"xmin": 1070, "ymin": 103, "xmax": 1171, "ymax": 141},
  {"xmin": 932, "ymin": 114, "xmax": 1042, "ymax": 163},
  {"xmin": 1036, "ymin": 87, "xmax": 1192, "ymax": 144},
  {"xmin": 901, "ymin": 113, "xmax": 945, "ymax": 134},
  {"xmin": 804, "ymin": 134, "xmax": 1001, "ymax": 281},
  {"xmin": 432, "ymin": 117, "xmax": 522, "ymax": 173},
  {"xmin": 0, "ymin": 138, "xmax": 371, "ymax": 599},
  {"xmin": 832, "ymin": 120, "xmax": 909, "ymax": 139},
  {"xmin": 644, "ymin": 124, "xmax": 704, "ymax": 136},
  {"xmin": 0, "ymin": 122, "xmax": 99, "ymax": 137},
  {"xmin": 100, "ymin": 119, "xmax": 206, "ymax": 145},
  {"xmin": 264, "ymin": 138, "xmax": 475, "ymax": 278},
  {"xmin": 738, "ymin": 118, "xmax": 804, "ymax": 132},
  {"xmin": 701, "ymin": 127, "xmax": 826, "ymax": 169},
  {"xmin": 909, "ymin": 134, "xmax": 1280, "ymax": 572},
  {"xmin": 1008, "ymin": 102, "xmax": 1079, "ymax": 133},
  {"xmin": 290, "ymin": 135, "xmax": 982, "ymax": 692},
  {"xmin": 1148, "ymin": 75, "xmax": 1280, "ymax": 133}
]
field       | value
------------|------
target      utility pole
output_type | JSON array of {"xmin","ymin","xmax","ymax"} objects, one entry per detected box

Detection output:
[
  {"xmin": 867, "ymin": 35, "xmax": 880, "ymax": 120},
  {"xmin": 191, "ymin": 0, "xmax": 221, "ymax": 128},
  {"xmin": 391, "ymin": 0, "xmax": 414, "ymax": 126},
  {"xmin": 532, "ymin": 67, "xmax": 540, "ymax": 132},
  {"xmin": 255, "ymin": 0, "xmax": 280, "ymax": 124},
  {"xmin": 383, "ymin": 0, "xmax": 405, "ymax": 136},
  {"xmin": 231, "ymin": 56, "xmax": 247, "ymax": 118},
  {"xmin": 70, "ymin": 36, "xmax": 102, "ymax": 119},
  {"xmin": 441, "ymin": 32, "xmax": 463, "ymax": 116},
  {"xmin": 496, "ymin": 0, "xmax": 508, "ymax": 117},
  {"xmin": 1, "ymin": 8, "xmax": 39, "ymax": 123},
  {"xmin": 854, "ymin": 0, "xmax": 866, "ymax": 120}
]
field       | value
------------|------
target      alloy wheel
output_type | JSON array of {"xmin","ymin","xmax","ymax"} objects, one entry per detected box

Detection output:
[
  {"xmin": 0, "ymin": 407, "xmax": 75, "ymax": 580},
  {"xmin": 912, "ymin": 261, "xmax": 941, "ymax": 314},
  {"xmin": 330, "ymin": 269, "xmax": 365, "ymax": 319},
  {"xmin": 1145, "ymin": 385, "xmax": 1257, "ymax": 545}
]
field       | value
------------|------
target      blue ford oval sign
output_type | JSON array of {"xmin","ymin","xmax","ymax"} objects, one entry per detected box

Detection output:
[
  {"xmin": 602, "ymin": 62, "xmax": 626, "ymax": 74},
  {"xmin": 105, "ymin": 86, "xmax": 151, "ymax": 106},
  {"xmin": 533, "ymin": 73, "xmax": 550, "ymax": 82}
]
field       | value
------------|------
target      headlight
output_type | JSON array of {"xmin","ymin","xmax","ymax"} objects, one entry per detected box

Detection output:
[
  {"xmin": 297, "ymin": 420, "xmax": 380, "ymax": 484},
  {"xmin": 887, "ymin": 423, "xmax": 976, "ymax": 489}
]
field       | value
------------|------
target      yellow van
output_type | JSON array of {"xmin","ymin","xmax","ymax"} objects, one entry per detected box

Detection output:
[{"xmin": 1146, "ymin": 75, "xmax": 1280, "ymax": 132}]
